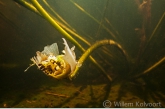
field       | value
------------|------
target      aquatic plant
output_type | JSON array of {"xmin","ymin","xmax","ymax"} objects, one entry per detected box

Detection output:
[
  {"xmin": 6, "ymin": 0, "xmax": 165, "ymax": 107},
  {"xmin": 17, "ymin": 0, "xmax": 115, "ymax": 82},
  {"xmin": 25, "ymin": 38, "xmax": 77, "ymax": 79},
  {"xmin": 15, "ymin": 0, "xmax": 165, "ymax": 82}
]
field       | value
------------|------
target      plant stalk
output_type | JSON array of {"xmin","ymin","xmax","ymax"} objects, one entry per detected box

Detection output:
[
  {"xmin": 69, "ymin": 39, "xmax": 129, "ymax": 81},
  {"xmin": 30, "ymin": 0, "xmax": 114, "ymax": 82}
]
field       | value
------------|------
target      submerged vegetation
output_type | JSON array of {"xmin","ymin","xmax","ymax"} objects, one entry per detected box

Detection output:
[
  {"xmin": 17, "ymin": 0, "xmax": 165, "ymax": 82},
  {"xmin": 1, "ymin": 0, "xmax": 165, "ymax": 107}
]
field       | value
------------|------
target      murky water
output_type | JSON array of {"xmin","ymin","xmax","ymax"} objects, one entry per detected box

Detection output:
[{"xmin": 0, "ymin": 0, "xmax": 165, "ymax": 107}]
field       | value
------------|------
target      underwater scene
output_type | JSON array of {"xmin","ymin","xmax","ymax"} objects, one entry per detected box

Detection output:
[{"xmin": 0, "ymin": 0, "xmax": 165, "ymax": 108}]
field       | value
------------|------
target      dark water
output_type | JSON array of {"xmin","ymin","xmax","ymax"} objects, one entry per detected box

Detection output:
[{"xmin": 0, "ymin": 0, "xmax": 165, "ymax": 107}]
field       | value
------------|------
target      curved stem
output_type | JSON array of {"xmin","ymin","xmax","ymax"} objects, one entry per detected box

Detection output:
[
  {"xmin": 69, "ymin": 39, "xmax": 129, "ymax": 81},
  {"xmin": 30, "ymin": 0, "xmax": 114, "ymax": 82}
]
